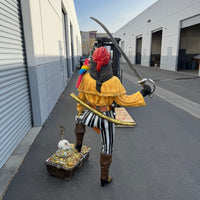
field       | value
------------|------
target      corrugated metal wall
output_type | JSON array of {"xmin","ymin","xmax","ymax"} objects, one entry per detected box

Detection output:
[{"xmin": 0, "ymin": 0, "xmax": 32, "ymax": 168}]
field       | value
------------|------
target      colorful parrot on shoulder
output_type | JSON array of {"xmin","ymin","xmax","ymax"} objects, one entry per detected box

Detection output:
[{"xmin": 76, "ymin": 58, "xmax": 90, "ymax": 89}]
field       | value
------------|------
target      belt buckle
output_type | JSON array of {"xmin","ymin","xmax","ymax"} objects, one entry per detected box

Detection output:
[{"xmin": 96, "ymin": 106, "xmax": 100, "ymax": 111}]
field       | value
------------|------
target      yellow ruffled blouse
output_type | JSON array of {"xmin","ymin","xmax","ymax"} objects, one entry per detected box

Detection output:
[{"xmin": 77, "ymin": 73, "xmax": 146, "ymax": 113}]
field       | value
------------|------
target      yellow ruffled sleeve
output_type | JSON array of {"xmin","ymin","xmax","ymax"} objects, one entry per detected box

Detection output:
[{"xmin": 114, "ymin": 91, "xmax": 146, "ymax": 107}]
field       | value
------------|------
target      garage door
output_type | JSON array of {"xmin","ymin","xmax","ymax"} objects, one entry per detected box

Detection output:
[
  {"xmin": 0, "ymin": 0, "xmax": 32, "ymax": 168},
  {"xmin": 181, "ymin": 14, "xmax": 200, "ymax": 29}
]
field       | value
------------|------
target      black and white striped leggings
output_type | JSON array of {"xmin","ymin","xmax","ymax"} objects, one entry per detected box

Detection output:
[{"xmin": 75, "ymin": 110, "xmax": 115, "ymax": 155}]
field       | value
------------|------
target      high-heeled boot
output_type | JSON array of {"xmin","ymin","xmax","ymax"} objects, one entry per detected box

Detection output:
[
  {"xmin": 100, "ymin": 153, "xmax": 112, "ymax": 186},
  {"xmin": 74, "ymin": 123, "xmax": 86, "ymax": 152}
]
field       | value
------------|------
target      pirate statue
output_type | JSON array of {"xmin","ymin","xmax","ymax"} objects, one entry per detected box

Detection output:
[{"xmin": 74, "ymin": 47, "xmax": 152, "ymax": 187}]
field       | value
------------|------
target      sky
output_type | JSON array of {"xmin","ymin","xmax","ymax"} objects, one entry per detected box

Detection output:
[{"xmin": 74, "ymin": 0, "xmax": 158, "ymax": 33}]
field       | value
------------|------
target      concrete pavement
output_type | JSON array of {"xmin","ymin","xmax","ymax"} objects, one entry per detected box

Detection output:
[
  {"xmin": 120, "ymin": 64, "xmax": 200, "ymax": 119},
  {"xmin": 1, "ymin": 63, "xmax": 200, "ymax": 200},
  {"xmin": 120, "ymin": 63, "xmax": 200, "ymax": 104}
]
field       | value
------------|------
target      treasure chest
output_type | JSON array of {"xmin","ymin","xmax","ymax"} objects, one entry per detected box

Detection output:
[
  {"xmin": 45, "ymin": 144, "xmax": 90, "ymax": 180},
  {"xmin": 45, "ymin": 126, "xmax": 91, "ymax": 180}
]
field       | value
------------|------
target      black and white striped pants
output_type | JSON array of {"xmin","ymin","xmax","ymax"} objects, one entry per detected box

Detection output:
[{"xmin": 75, "ymin": 110, "xmax": 115, "ymax": 155}]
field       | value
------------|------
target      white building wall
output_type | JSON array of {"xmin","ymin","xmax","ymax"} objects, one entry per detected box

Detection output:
[
  {"xmin": 21, "ymin": 0, "xmax": 82, "ymax": 126},
  {"xmin": 114, "ymin": 0, "xmax": 200, "ymax": 73}
]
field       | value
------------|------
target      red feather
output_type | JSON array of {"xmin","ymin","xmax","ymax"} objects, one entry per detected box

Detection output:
[{"xmin": 76, "ymin": 74, "xmax": 84, "ymax": 89}]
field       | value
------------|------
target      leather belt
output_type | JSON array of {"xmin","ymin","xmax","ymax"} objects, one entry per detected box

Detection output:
[{"xmin": 90, "ymin": 105, "xmax": 112, "ymax": 112}]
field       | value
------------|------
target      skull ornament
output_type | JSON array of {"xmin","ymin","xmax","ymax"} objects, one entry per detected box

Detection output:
[{"xmin": 58, "ymin": 139, "xmax": 72, "ymax": 151}]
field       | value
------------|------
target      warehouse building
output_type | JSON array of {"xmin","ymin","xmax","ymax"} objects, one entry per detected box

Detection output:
[
  {"xmin": 0, "ymin": 0, "xmax": 82, "ymax": 168},
  {"xmin": 81, "ymin": 31, "xmax": 108, "ymax": 56},
  {"xmin": 114, "ymin": 0, "xmax": 200, "ymax": 76}
]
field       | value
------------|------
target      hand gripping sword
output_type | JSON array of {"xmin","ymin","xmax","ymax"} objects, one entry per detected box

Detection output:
[{"xmin": 90, "ymin": 17, "xmax": 156, "ymax": 97}]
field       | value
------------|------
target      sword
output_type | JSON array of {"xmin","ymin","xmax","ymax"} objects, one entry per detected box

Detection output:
[
  {"xmin": 90, "ymin": 17, "xmax": 156, "ymax": 97},
  {"xmin": 70, "ymin": 93, "xmax": 136, "ymax": 126}
]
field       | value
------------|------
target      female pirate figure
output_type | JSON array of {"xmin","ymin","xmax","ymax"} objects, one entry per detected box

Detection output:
[{"xmin": 74, "ymin": 47, "xmax": 151, "ymax": 186}]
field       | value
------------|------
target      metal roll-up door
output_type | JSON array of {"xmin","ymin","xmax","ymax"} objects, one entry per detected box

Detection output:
[
  {"xmin": 0, "ymin": 0, "xmax": 32, "ymax": 168},
  {"xmin": 181, "ymin": 15, "xmax": 200, "ymax": 29}
]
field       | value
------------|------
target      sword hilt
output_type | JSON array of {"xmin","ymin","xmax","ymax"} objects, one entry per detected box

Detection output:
[{"xmin": 137, "ymin": 78, "xmax": 156, "ymax": 98}]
